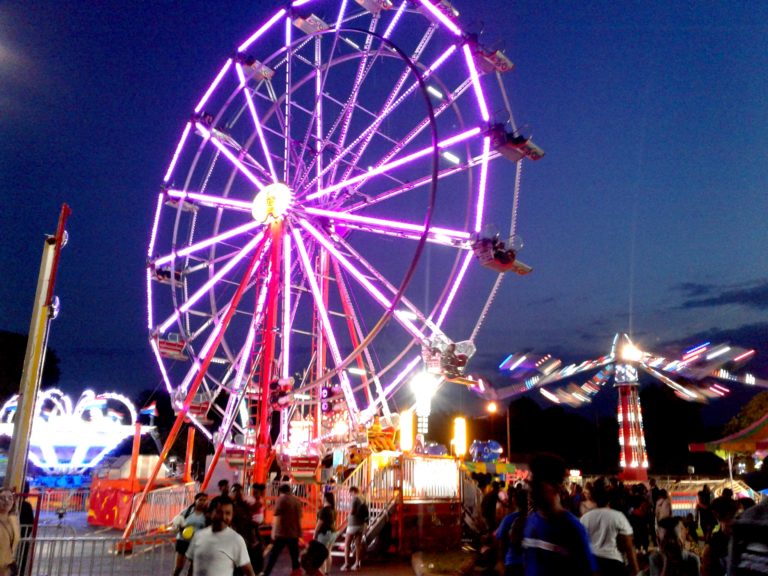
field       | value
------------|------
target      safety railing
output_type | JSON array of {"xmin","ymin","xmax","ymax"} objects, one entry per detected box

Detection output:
[
  {"xmin": 29, "ymin": 489, "xmax": 90, "ymax": 514},
  {"xmin": 336, "ymin": 457, "xmax": 374, "ymax": 530},
  {"xmin": 129, "ymin": 482, "xmax": 196, "ymax": 536},
  {"xmin": 402, "ymin": 456, "xmax": 461, "ymax": 501},
  {"xmin": 459, "ymin": 466, "xmax": 484, "ymax": 531},
  {"xmin": 15, "ymin": 534, "xmax": 176, "ymax": 576}
]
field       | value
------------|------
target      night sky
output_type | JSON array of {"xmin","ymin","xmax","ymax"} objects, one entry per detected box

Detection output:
[{"xmin": 1, "ymin": 1, "xmax": 766, "ymax": 428}]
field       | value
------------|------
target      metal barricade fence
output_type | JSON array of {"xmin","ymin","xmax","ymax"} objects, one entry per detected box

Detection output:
[
  {"xmin": 129, "ymin": 482, "xmax": 197, "ymax": 536},
  {"xmin": 30, "ymin": 489, "xmax": 90, "ymax": 514},
  {"xmin": 15, "ymin": 534, "xmax": 176, "ymax": 576}
]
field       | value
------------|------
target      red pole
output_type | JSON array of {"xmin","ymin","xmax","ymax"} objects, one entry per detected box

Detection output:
[
  {"xmin": 254, "ymin": 221, "xmax": 283, "ymax": 484},
  {"xmin": 129, "ymin": 422, "xmax": 142, "ymax": 493},
  {"xmin": 184, "ymin": 426, "xmax": 195, "ymax": 483},
  {"xmin": 122, "ymin": 236, "xmax": 268, "ymax": 539},
  {"xmin": 201, "ymin": 438, "xmax": 226, "ymax": 493}
]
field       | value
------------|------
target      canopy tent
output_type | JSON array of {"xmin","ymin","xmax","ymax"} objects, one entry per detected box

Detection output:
[{"xmin": 689, "ymin": 411, "xmax": 768, "ymax": 454}]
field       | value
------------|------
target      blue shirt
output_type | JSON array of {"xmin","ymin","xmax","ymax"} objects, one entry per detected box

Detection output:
[
  {"xmin": 496, "ymin": 511, "xmax": 525, "ymax": 566},
  {"xmin": 522, "ymin": 511, "xmax": 597, "ymax": 576}
]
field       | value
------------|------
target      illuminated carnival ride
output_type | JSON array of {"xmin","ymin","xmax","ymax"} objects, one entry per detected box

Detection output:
[
  {"xmin": 145, "ymin": 0, "xmax": 543, "ymax": 490},
  {"xmin": 0, "ymin": 389, "xmax": 146, "ymax": 480},
  {"xmin": 477, "ymin": 333, "xmax": 768, "ymax": 480}
]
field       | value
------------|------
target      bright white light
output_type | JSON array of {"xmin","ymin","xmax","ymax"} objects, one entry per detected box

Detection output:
[
  {"xmin": 441, "ymin": 151, "xmax": 461, "ymax": 165},
  {"xmin": 348, "ymin": 367, "xmax": 367, "ymax": 376},
  {"xmin": 621, "ymin": 344, "xmax": 643, "ymax": 362},
  {"xmin": 252, "ymin": 182, "xmax": 292, "ymax": 222},
  {"xmin": 411, "ymin": 371, "xmax": 439, "ymax": 419},
  {"xmin": 706, "ymin": 346, "xmax": 731, "ymax": 361},
  {"xmin": 411, "ymin": 372, "xmax": 439, "ymax": 401},
  {"xmin": 427, "ymin": 85, "xmax": 444, "ymax": 99}
]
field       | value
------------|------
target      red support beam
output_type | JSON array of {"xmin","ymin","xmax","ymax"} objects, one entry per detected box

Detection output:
[{"xmin": 122, "ymin": 236, "xmax": 268, "ymax": 539}]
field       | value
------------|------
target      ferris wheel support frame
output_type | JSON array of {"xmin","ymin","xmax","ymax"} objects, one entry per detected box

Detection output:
[{"xmin": 124, "ymin": 236, "xmax": 269, "ymax": 539}]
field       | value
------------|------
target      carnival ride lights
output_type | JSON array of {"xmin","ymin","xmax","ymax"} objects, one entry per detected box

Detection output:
[
  {"xmin": 0, "ymin": 389, "xmax": 145, "ymax": 475},
  {"xmin": 411, "ymin": 372, "xmax": 440, "ymax": 435},
  {"xmin": 145, "ymin": 0, "xmax": 544, "ymax": 494},
  {"xmin": 479, "ymin": 333, "xmax": 768, "ymax": 481}
]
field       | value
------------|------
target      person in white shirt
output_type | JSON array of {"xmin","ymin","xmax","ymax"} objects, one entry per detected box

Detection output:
[
  {"xmin": 186, "ymin": 495, "xmax": 256, "ymax": 576},
  {"xmin": 580, "ymin": 478, "xmax": 639, "ymax": 576}
]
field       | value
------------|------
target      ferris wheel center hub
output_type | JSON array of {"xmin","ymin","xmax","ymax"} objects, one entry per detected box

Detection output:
[{"xmin": 252, "ymin": 183, "xmax": 292, "ymax": 223}]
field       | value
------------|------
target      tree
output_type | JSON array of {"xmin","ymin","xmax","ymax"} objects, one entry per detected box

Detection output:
[
  {"xmin": 0, "ymin": 330, "xmax": 60, "ymax": 400},
  {"xmin": 723, "ymin": 391, "xmax": 768, "ymax": 435}
]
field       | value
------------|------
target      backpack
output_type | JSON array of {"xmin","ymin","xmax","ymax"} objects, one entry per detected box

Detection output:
[
  {"xmin": 176, "ymin": 504, "xmax": 195, "ymax": 534},
  {"xmin": 356, "ymin": 501, "xmax": 370, "ymax": 524}
]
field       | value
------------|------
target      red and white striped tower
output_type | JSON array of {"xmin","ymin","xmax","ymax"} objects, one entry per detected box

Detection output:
[{"xmin": 613, "ymin": 334, "xmax": 649, "ymax": 481}]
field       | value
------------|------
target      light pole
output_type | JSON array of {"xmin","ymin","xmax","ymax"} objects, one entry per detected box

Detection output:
[
  {"xmin": 487, "ymin": 401, "xmax": 511, "ymax": 461},
  {"xmin": 486, "ymin": 401, "xmax": 497, "ymax": 446}
]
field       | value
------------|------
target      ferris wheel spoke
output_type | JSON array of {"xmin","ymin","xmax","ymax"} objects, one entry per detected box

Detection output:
[
  {"xmin": 330, "ymin": 14, "xmax": 380, "ymax": 184},
  {"xmin": 338, "ymin": 23, "xmax": 438, "ymax": 185},
  {"xmin": 297, "ymin": 218, "xmax": 426, "ymax": 342},
  {"xmin": 345, "ymin": 75, "xmax": 472, "ymax": 197},
  {"xmin": 330, "ymin": 260, "xmax": 374, "ymax": 407},
  {"xmin": 154, "ymin": 221, "xmax": 262, "ymax": 267},
  {"xmin": 301, "ymin": 206, "xmax": 470, "ymax": 247},
  {"xmin": 281, "ymin": 233, "xmax": 292, "ymax": 380},
  {"xmin": 344, "ymin": 149, "xmax": 501, "ymax": 213},
  {"xmin": 235, "ymin": 63, "xmax": 278, "ymax": 183},
  {"xmin": 291, "ymin": 226, "xmax": 360, "ymax": 420},
  {"xmin": 284, "ymin": 15, "xmax": 293, "ymax": 183},
  {"xmin": 305, "ymin": 126, "xmax": 480, "ymax": 201},
  {"xmin": 196, "ymin": 122, "xmax": 267, "ymax": 191},
  {"xmin": 157, "ymin": 231, "xmax": 267, "ymax": 334},
  {"xmin": 299, "ymin": 43, "xmax": 456, "ymax": 197},
  {"xmin": 333, "ymin": 234, "xmax": 441, "ymax": 338},
  {"xmin": 165, "ymin": 189, "xmax": 253, "ymax": 212}
]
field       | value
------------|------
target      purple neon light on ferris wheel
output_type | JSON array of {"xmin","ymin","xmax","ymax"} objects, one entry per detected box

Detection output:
[
  {"xmin": 292, "ymin": 226, "xmax": 358, "ymax": 415},
  {"xmin": 195, "ymin": 123, "xmax": 266, "ymax": 191},
  {"xmin": 236, "ymin": 63, "xmax": 277, "ymax": 182},
  {"xmin": 194, "ymin": 59, "xmax": 233, "ymax": 115},
  {"xmin": 238, "ymin": 9, "xmax": 286, "ymax": 53}
]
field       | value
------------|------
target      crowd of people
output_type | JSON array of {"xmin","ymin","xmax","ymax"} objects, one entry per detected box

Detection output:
[
  {"xmin": 479, "ymin": 454, "xmax": 759, "ymax": 576},
  {"xmin": 171, "ymin": 479, "xmax": 368, "ymax": 576}
]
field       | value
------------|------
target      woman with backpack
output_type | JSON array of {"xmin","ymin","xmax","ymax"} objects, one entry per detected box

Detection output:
[
  {"xmin": 314, "ymin": 491, "xmax": 337, "ymax": 575},
  {"xmin": 171, "ymin": 492, "xmax": 208, "ymax": 576}
]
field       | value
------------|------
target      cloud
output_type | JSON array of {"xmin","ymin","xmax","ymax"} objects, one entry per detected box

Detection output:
[
  {"xmin": 675, "ymin": 282, "xmax": 717, "ymax": 298},
  {"xmin": 676, "ymin": 279, "xmax": 768, "ymax": 311}
]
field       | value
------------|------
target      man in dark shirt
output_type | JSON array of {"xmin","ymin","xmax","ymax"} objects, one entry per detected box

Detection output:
[
  {"xmin": 481, "ymin": 481, "xmax": 501, "ymax": 533},
  {"xmin": 263, "ymin": 484, "xmax": 303, "ymax": 576}
]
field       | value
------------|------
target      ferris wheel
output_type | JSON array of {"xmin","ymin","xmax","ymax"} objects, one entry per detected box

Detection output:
[{"xmin": 146, "ymin": 0, "xmax": 542, "ymax": 481}]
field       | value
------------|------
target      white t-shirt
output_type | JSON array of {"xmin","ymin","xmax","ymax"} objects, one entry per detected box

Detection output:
[
  {"xmin": 186, "ymin": 526, "xmax": 250, "ymax": 576},
  {"xmin": 580, "ymin": 507, "xmax": 633, "ymax": 563}
]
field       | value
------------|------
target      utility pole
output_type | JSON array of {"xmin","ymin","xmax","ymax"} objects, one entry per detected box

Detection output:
[{"xmin": 4, "ymin": 205, "xmax": 71, "ymax": 491}]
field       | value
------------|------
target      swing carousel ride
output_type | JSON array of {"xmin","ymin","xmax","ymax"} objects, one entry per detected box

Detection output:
[
  {"xmin": 481, "ymin": 333, "xmax": 768, "ymax": 480},
  {"xmin": 146, "ymin": 0, "xmax": 544, "ymax": 487}
]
